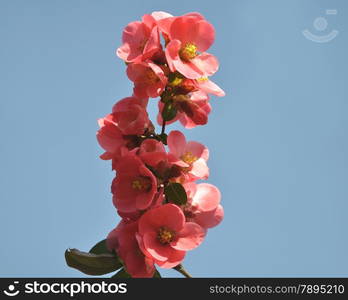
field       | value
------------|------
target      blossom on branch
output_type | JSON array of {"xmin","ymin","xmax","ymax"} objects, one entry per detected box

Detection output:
[{"xmin": 72, "ymin": 11, "xmax": 226, "ymax": 278}]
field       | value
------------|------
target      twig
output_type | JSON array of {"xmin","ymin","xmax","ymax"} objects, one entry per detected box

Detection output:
[{"xmin": 161, "ymin": 120, "xmax": 166, "ymax": 136}]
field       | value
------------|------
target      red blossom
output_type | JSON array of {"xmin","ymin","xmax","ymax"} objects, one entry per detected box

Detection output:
[{"xmin": 94, "ymin": 11, "xmax": 225, "ymax": 277}]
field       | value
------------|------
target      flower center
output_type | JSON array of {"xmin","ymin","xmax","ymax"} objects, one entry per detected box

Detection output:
[
  {"xmin": 180, "ymin": 151, "xmax": 198, "ymax": 164},
  {"xmin": 183, "ymin": 204, "xmax": 197, "ymax": 221},
  {"xmin": 131, "ymin": 176, "xmax": 152, "ymax": 191},
  {"xmin": 144, "ymin": 69, "xmax": 159, "ymax": 84},
  {"xmin": 124, "ymin": 135, "xmax": 142, "ymax": 149},
  {"xmin": 157, "ymin": 226, "xmax": 175, "ymax": 244},
  {"xmin": 180, "ymin": 43, "xmax": 198, "ymax": 61}
]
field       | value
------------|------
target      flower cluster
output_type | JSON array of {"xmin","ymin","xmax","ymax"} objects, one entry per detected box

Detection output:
[{"xmin": 97, "ymin": 11, "xmax": 224, "ymax": 277}]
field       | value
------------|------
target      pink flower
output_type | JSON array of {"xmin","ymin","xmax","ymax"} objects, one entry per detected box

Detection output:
[
  {"xmin": 183, "ymin": 182, "xmax": 224, "ymax": 229},
  {"xmin": 112, "ymin": 96, "xmax": 150, "ymax": 136},
  {"xmin": 169, "ymin": 75, "xmax": 225, "ymax": 97},
  {"xmin": 117, "ymin": 14, "xmax": 161, "ymax": 63},
  {"xmin": 107, "ymin": 220, "xmax": 155, "ymax": 278},
  {"xmin": 164, "ymin": 15, "xmax": 219, "ymax": 79},
  {"xmin": 96, "ymin": 113, "xmax": 142, "ymax": 169},
  {"xmin": 158, "ymin": 91, "xmax": 211, "ymax": 128},
  {"xmin": 96, "ymin": 114, "xmax": 131, "ymax": 161},
  {"xmin": 112, "ymin": 155, "xmax": 157, "ymax": 213},
  {"xmin": 139, "ymin": 139, "xmax": 183, "ymax": 181},
  {"xmin": 138, "ymin": 204, "xmax": 206, "ymax": 268},
  {"xmin": 117, "ymin": 187, "xmax": 165, "ymax": 219},
  {"xmin": 98, "ymin": 12, "xmax": 225, "ymax": 277},
  {"xmin": 96, "ymin": 97, "xmax": 151, "ymax": 165},
  {"xmin": 138, "ymin": 139, "xmax": 167, "ymax": 167},
  {"xmin": 157, "ymin": 12, "xmax": 205, "ymax": 39},
  {"xmin": 167, "ymin": 130, "xmax": 209, "ymax": 181},
  {"xmin": 175, "ymin": 91, "xmax": 211, "ymax": 128},
  {"xmin": 127, "ymin": 62, "xmax": 168, "ymax": 98}
]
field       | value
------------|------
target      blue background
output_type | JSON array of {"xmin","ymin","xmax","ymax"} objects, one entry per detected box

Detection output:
[{"xmin": 1, "ymin": 0, "xmax": 347, "ymax": 277}]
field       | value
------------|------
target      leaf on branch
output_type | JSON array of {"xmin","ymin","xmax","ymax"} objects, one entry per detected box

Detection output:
[
  {"xmin": 111, "ymin": 268, "xmax": 132, "ymax": 278},
  {"xmin": 65, "ymin": 248, "xmax": 122, "ymax": 275},
  {"xmin": 89, "ymin": 239, "xmax": 113, "ymax": 255},
  {"xmin": 153, "ymin": 269, "xmax": 162, "ymax": 278},
  {"xmin": 164, "ymin": 182, "xmax": 187, "ymax": 205},
  {"xmin": 162, "ymin": 101, "xmax": 177, "ymax": 121}
]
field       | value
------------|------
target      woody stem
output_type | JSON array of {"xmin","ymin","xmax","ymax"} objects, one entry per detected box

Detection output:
[
  {"xmin": 161, "ymin": 120, "xmax": 166, "ymax": 135},
  {"xmin": 173, "ymin": 264, "xmax": 192, "ymax": 278}
]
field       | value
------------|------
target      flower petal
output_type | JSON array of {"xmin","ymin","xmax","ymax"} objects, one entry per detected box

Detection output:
[
  {"xmin": 165, "ymin": 39, "xmax": 181, "ymax": 72},
  {"xmin": 192, "ymin": 20, "xmax": 215, "ymax": 52},
  {"xmin": 194, "ymin": 204, "xmax": 224, "ymax": 228},
  {"xmin": 138, "ymin": 203, "xmax": 185, "ymax": 235},
  {"xmin": 167, "ymin": 130, "xmax": 187, "ymax": 158},
  {"xmin": 193, "ymin": 183, "xmax": 221, "ymax": 212},
  {"xmin": 124, "ymin": 250, "xmax": 155, "ymax": 278},
  {"xmin": 155, "ymin": 250, "xmax": 186, "ymax": 269},
  {"xmin": 171, "ymin": 222, "xmax": 206, "ymax": 251},
  {"xmin": 191, "ymin": 52, "xmax": 219, "ymax": 77},
  {"xmin": 143, "ymin": 26, "xmax": 161, "ymax": 60},
  {"xmin": 143, "ymin": 231, "xmax": 176, "ymax": 261},
  {"xmin": 151, "ymin": 11, "xmax": 173, "ymax": 21},
  {"xmin": 196, "ymin": 78, "xmax": 225, "ymax": 97},
  {"xmin": 191, "ymin": 158, "xmax": 209, "ymax": 180},
  {"xmin": 169, "ymin": 16, "xmax": 214, "ymax": 52},
  {"xmin": 172, "ymin": 58, "xmax": 204, "ymax": 79}
]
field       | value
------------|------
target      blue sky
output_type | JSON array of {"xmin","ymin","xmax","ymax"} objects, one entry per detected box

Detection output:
[{"xmin": 0, "ymin": 0, "xmax": 347, "ymax": 277}]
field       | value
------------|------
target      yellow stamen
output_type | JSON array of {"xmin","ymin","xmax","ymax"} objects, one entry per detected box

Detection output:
[
  {"xmin": 179, "ymin": 43, "xmax": 198, "ymax": 61},
  {"xmin": 157, "ymin": 226, "xmax": 175, "ymax": 244},
  {"xmin": 180, "ymin": 151, "xmax": 198, "ymax": 164},
  {"xmin": 131, "ymin": 177, "xmax": 151, "ymax": 191}
]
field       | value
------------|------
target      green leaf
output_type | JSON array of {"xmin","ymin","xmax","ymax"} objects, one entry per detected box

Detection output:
[
  {"xmin": 112, "ymin": 268, "xmax": 132, "ymax": 278},
  {"xmin": 89, "ymin": 239, "xmax": 112, "ymax": 255},
  {"xmin": 161, "ymin": 101, "xmax": 177, "ymax": 121},
  {"xmin": 111, "ymin": 268, "xmax": 162, "ymax": 278},
  {"xmin": 65, "ymin": 248, "xmax": 122, "ymax": 275},
  {"xmin": 164, "ymin": 182, "xmax": 187, "ymax": 205}
]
